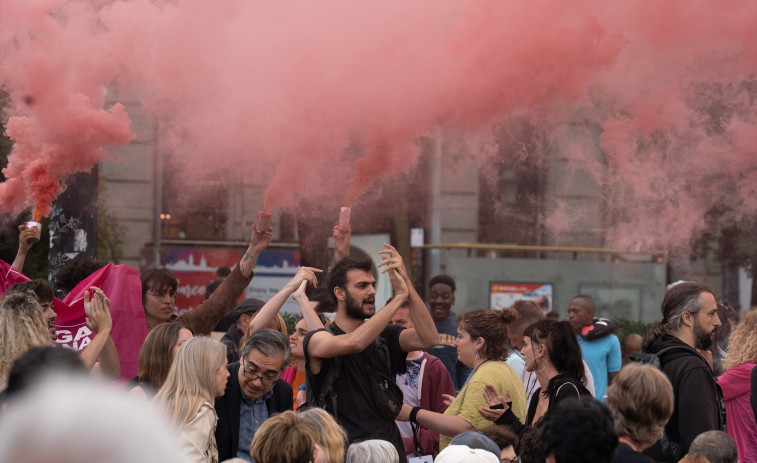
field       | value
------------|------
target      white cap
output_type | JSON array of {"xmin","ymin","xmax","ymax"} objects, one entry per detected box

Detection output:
[{"xmin": 434, "ymin": 445, "xmax": 500, "ymax": 463}]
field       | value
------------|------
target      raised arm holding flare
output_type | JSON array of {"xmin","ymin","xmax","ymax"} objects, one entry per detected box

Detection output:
[
  {"xmin": 333, "ymin": 222, "xmax": 351, "ymax": 261},
  {"xmin": 11, "ymin": 223, "xmax": 40, "ymax": 272},
  {"xmin": 141, "ymin": 219, "xmax": 272, "ymax": 334}
]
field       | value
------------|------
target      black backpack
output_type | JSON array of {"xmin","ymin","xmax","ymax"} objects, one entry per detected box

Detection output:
[
  {"xmin": 305, "ymin": 325, "xmax": 403, "ymax": 421},
  {"xmin": 628, "ymin": 345, "xmax": 694, "ymax": 368}
]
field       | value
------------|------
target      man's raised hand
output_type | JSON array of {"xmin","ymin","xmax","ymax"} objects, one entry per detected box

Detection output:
[{"xmin": 378, "ymin": 243, "xmax": 409, "ymax": 281}]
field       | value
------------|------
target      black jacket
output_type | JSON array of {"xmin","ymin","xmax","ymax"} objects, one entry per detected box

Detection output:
[
  {"xmin": 214, "ymin": 362, "xmax": 293, "ymax": 461},
  {"xmin": 496, "ymin": 376, "xmax": 591, "ymax": 441},
  {"xmin": 220, "ymin": 325, "xmax": 244, "ymax": 364},
  {"xmin": 647, "ymin": 334, "xmax": 722, "ymax": 460}
]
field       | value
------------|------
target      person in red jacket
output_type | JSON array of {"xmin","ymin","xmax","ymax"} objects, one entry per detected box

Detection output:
[{"xmin": 390, "ymin": 299, "xmax": 455, "ymax": 459}]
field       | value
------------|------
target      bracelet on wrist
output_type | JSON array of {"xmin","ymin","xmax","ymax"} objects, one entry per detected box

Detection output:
[{"xmin": 409, "ymin": 406, "xmax": 421, "ymax": 424}]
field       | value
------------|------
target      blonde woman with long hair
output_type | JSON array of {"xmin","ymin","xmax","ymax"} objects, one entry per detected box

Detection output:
[
  {"xmin": 154, "ymin": 336, "xmax": 230, "ymax": 463},
  {"xmin": 299, "ymin": 407, "xmax": 348, "ymax": 463},
  {"xmin": 0, "ymin": 291, "xmax": 51, "ymax": 387},
  {"xmin": 717, "ymin": 308, "xmax": 757, "ymax": 461}
]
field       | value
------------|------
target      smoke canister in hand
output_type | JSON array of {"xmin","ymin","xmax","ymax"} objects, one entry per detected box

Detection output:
[
  {"xmin": 256, "ymin": 211, "xmax": 272, "ymax": 233},
  {"xmin": 338, "ymin": 207, "xmax": 350, "ymax": 229}
]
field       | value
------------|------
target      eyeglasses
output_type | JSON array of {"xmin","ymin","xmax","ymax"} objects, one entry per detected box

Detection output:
[
  {"xmin": 148, "ymin": 290, "xmax": 177, "ymax": 300},
  {"xmin": 502, "ymin": 457, "xmax": 520, "ymax": 463},
  {"xmin": 241, "ymin": 358, "xmax": 280, "ymax": 385}
]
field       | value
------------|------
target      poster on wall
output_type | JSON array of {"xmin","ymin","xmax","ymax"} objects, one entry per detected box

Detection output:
[
  {"xmin": 163, "ymin": 248, "xmax": 301, "ymax": 316},
  {"xmin": 489, "ymin": 282, "xmax": 553, "ymax": 313}
]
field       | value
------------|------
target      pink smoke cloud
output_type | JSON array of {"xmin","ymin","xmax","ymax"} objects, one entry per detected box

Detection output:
[{"xmin": 0, "ymin": 0, "xmax": 755, "ymax": 253}]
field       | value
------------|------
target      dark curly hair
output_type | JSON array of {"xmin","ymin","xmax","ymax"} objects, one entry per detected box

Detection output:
[
  {"xmin": 8, "ymin": 280, "xmax": 54, "ymax": 303},
  {"xmin": 55, "ymin": 260, "xmax": 107, "ymax": 295}
]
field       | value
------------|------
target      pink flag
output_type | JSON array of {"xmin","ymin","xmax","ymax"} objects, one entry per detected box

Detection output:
[
  {"xmin": 0, "ymin": 259, "xmax": 30, "ymax": 292},
  {"xmin": 60, "ymin": 264, "xmax": 148, "ymax": 382},
  {"xmin": 0, "ymin": 260, "xmax": 70, "ymax": 316}
]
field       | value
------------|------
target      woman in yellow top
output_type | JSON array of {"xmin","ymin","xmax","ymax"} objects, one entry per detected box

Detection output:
[{"xmin": 397, "ymin": 308, "xmax": 527, "ymax": 450}]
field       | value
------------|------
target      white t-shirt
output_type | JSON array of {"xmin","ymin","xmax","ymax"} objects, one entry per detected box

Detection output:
[
  {"xmin": 395, "ymin": 352, "xmax": 424, "ymax": 442},
  {"xmin": 506, "ymin": 351, "xmax": 525, "ymax": 377}
]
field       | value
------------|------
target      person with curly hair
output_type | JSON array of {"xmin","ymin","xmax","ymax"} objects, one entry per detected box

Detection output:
[
  {"xmin": 0, "ymin": 292, "xmax": 51, "ymax": 388},
  {"xmin": 717, "ymin": 309, "xmax": 757, "ymax": 461},
  {"xmin": 1, "ymin": 286, "xmax": 119, "ymax": 381}
]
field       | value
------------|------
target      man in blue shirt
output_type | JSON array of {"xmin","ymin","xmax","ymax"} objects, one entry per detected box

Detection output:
[{"xmin": 568, "ymin": 295, "xmax": 621, "ymax": 402}]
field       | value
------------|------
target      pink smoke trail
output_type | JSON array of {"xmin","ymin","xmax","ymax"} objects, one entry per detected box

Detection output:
[{"xmin": 0, "ymin": 0, "xmax": 134, "ymax": 219}]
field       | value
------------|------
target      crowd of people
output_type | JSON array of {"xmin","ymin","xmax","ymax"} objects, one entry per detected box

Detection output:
[{"xmin": 0, "ymin": 219, "xmax": 755, "ymax": 463}]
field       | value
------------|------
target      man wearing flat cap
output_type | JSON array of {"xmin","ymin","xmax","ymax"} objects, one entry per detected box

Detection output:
[{"xmin": 221, "ymin": 298, "xmax": 266, "ymax": 363}]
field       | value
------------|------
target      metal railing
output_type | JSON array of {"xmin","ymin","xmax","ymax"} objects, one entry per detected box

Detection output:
[{"xmin": 419, "ymin": 242, "xmax": 667, "ymax": 262}]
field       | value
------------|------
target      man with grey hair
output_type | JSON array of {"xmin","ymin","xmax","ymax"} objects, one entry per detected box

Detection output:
[
  {"xmin": 215, "ymin": 328, "xmax": 293, "ymax": 462},
  {"xmin": 689, "ymin": 431, "xmax": 738, "ymax": 463},
  {"xmin": 640, "ymin": 282, "xmax": 724, "ymax": 462}
]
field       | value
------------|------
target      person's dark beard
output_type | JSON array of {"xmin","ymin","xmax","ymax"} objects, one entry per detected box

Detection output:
[
  {"xmin": 343, "ymin": 290, "xmax": 373, "ymax": 320},
  {"xmin": 693, "ymin": 317, "xmax": 714, "ymax": 350}
]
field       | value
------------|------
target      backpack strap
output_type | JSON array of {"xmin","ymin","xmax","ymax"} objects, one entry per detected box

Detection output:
[
  {"xmin": 374, "ymin": 334, "xmax": 392, "ymax": 373},
  {"xmin": 656, "ymin": 345, "xmax": 698, "ymax": 357},
  {"xmin": 305, "ymin": 325, "xmax": 342, "ymax": 418}
]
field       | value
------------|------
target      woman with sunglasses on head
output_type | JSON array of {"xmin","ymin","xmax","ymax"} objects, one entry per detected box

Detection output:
[
  {"xmin": 154, "ymin": 336, "xmax": 229, "ymax": 463},
  {"xmin": 478, "ymin": 318, "xmax": 591, "ymax": 442}
]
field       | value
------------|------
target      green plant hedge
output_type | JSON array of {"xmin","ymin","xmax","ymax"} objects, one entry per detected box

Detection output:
[{"xmin": 613, "ymin": 318, "xmax": 655, "ymax": 343}]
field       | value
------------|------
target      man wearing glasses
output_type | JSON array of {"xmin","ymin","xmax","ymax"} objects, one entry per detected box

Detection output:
[{"xmin": 215, "ymin": 329, "xmax": 293, "ymax": 462}]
